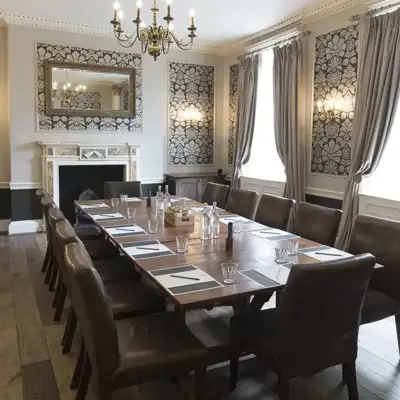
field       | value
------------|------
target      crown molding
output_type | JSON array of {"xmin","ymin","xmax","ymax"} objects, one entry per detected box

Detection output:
[{"xmin": 0, "ymin": 0, "xmax": 386, "ymax": 56}]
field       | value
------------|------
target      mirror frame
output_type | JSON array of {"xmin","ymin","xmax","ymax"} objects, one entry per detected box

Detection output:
[{"xmin": 44, "ymin": 60, "xmax": 136, "ymax": 118}]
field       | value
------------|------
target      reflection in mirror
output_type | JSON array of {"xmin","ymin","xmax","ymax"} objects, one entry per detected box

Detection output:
[{"xmin": 44, "ymin": 61, "xmax": 136, "ymax": 118}]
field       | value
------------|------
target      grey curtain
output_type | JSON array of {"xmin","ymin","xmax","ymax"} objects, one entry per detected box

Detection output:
[
  {"xmin": 273, "ymin": 36, "xmax": 312, "ymax": 204},
  {"xmin": 335, "ymin": 9, "xmax": 400, "ymax": 249},
  {"xmin": 232, "ymin": 54, "xmax": 261, "ymax": 188}
]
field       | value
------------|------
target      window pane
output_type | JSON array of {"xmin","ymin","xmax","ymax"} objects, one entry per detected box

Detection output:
[{"xmin": 242, "ymin": 49, "xmax": 285, "ymax": 182}]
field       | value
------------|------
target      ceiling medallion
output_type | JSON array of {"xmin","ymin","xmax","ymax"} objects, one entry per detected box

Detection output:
[{"xmin": 110, "ymin": 0, "xmax": 197, "ymax": 60}]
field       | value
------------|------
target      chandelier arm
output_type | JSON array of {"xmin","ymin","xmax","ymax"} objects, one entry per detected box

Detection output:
[
  {"xmin": 112, "ymin": 29, "xmax": 137, "ymax": 45},
  {"xmin": 170, "ymin": 31, "xmax": 194, "ymax": 50}
]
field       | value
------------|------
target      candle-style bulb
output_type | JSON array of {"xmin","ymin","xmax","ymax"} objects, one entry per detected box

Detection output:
[
  {"xmin": 118, "ymin": 9, "xmax": 124, "ymax": 20},
  {"xmin": 137, "ymin": 0, "xmax": 143, "ymax": 8},
  {"xmin": 168, "ymin": 23, "xmax": 174, "ymax": 31},
  {"xmin": 189, "ymin": 9, "xmax": 196, "ymax": 17},
  {"xmin": 113, "ymin": 1, "xmax": 120, "ymax": 10}
]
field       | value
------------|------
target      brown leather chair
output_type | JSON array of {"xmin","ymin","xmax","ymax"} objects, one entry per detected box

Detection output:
[
  {"xmin": 255, "ymin": 194, "xmax": 295, "ymax": 231},
  {"xmin": 64, "ymin": 241, "xmax": 208, "ymax": 400},
  {"xmin": 225, "ymin": 188, "xmax": 259, "ymax": 219},
  {"xmin": 230, "ymin": 254, "xmax": 376, "ymax": 400},
  {"xmin": 104, "ymin": 181, "xmax": 142, "ymax": 199},
  {"xmin": 201, "ymin": 182, "xmax": 230, "ymax": 208},
  {"xmin": 291, "ymin": 202, "xmax": 342, "ymax": 246},
  {"xmin": 348, "ymin": 215, "xmax": 400, "ymax": 351}
]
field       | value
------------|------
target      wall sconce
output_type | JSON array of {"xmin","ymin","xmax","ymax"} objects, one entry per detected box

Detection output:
[
  {"xmin": 183, "ymin": 108, "xmax": 202, "ymax": 127},
  {"xmin": 316, "ymin": 97, "xmax": 344, "ymax": 119}
]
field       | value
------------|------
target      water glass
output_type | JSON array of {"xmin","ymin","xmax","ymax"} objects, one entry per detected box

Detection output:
[
  {"xmin": 275, "ymin": 243, "xmax": 289, "ymax": 264},
  {"xmin": 287, "ymin": 238, "xmax": 299, "ymax": 256},
  {"xmin": 111, "ymin": 197, "xmax": 119, "ymax": 209},
  {"xmin": 221, "ymin": 262, "xmax": 238, "ymax": 284},
  {"xmin": 176, "ymin": 236, "xmax": 189, "ymax": 253},
  {"xmin": 120, "ymin": 194, "xmax": 128, "ymax": 203},
  {"xmin": 127, "ymin": 207, "xmax": 136, "ymax": 223},
  {"xmin": 233, "ymin": 220, "xmax": 243, "ymax": 233},
  {"xmin": 148, "ymin": 218, "xmax": 159, "ymax": 234}
]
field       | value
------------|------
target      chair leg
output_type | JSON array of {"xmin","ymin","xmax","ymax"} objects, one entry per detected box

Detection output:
[
  {"xmin": 71, "ymin": 340, "xmax": 85, "ymax": 390},
  {"xmin": 52, "ymin": 279, "xmax": 62, "ymax": 308},
  {"xmin": 44, "ymin": 257, "xmax": 54, "ymax": 284},
  {"xmin": 53, "ymin": 283, "xmax": 67, "ymax": 322},
  {"xmin": 395, "ymin": 315, "xmax": 400, "ymax": 354},
  {"xmin": 343, "ymin": 361, "xmax": 359, "ymax": 400},
  {"xmin": 229, "ymin": 355, "xmax": 239, "ymax": 392},
  {"xmin": 48, "ymin": 265, "xmax": 58, "ymax": 292},
  {"xmin": 61, "ymin": 309, "xmax": 72, "ymax": 346},
  {"xmin": 276, "ymin": 365, "xmax": 290, "ymax": 400},
  {"xmin": 62, "ymin": 309, "xmax": 77, "ymax": 354},
  {"xmin": 194, "ymin": 367, "xmax": 207, "ymax": 400},
  {"xmin": 41, "ymin": 245, "xmax": 50, "ymax": 273},
  {"xmin": 76, "ymin": 351, "xmax": 91, "ymax": 400}
]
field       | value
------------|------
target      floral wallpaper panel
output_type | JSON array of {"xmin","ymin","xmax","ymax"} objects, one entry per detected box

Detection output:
[
  {"xmin": 228, "ymin": 64, "xmax": 239, "ymax": 165},
  {"xmin": 37, "ymin": 43, "xmax": 142, "ymax": 132},
  {"xmin": 168, "ymin": 61, "xmax": 215, "ymax": 165},
  {"xmin": 311, "ymin": 24, "xmax": 359, "ymax": 175},
  {"xmin": 53, "ymin": 90, "xmax": 101, "ymax": 110}
]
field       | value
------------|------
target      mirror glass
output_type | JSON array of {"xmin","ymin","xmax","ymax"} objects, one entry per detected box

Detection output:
[{"xmin": 45, "ymin": 62, "xmax": 135, "ymax": 118}]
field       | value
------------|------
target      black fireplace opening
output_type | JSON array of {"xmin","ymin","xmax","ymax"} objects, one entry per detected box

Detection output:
[{"xmin": 59, "ymin": 165, "xmax": 124, "ymax": 223}]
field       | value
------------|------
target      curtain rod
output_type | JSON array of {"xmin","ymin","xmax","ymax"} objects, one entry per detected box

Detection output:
[
  {"xmin": 239, "ymin": 30, "xmax": 312, "ymax": 60},
  {"xmin": 350, "ymin": 1, "xmax": 400, "ymax": 21}
]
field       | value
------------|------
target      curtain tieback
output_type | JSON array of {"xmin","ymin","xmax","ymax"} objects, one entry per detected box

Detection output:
[{"xmin": 353, "ymin": 174, "xmax": 362, "ymax": 184}]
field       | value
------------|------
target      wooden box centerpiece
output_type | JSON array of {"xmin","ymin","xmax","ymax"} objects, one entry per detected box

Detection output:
[{"xmin": 164, "ymin": 204, "xmax": 194, "ymax": 226}]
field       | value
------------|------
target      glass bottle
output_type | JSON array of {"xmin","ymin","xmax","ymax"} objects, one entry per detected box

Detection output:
[
  {"xmin": 147, "ymin": 189, "xmax": 152, "ymax": 208},
  {"xmin": 156, "ymin": 185, "xmax": 164, "ymax": 214},
  {"xmin": 200, "ymin": 205, "xmax": 211, "ymax": 240},
  {"xmin": 164, "ymin": 185, "xmax": 171, "ymax": 209},
  {"xmin": 210, "ymin": 201, "xmax": 220, "ymax": 239}
]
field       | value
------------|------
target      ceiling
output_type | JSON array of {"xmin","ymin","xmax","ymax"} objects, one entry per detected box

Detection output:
[{"xmin": 0, "ymin": 0, "xmax": 329, "ymax": 47}]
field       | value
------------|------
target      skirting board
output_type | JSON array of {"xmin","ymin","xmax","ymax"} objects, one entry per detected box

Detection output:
[
  {"xmin": 0, "ymin": 219, "xmax": 10, "ymax": 233},
  {"xmin": 8, "ymin": 219, "xmax": 44, "ymax": 235}
]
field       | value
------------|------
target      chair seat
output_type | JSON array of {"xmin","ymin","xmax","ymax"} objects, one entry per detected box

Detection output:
[
  {"xmin": 106, "ymin": 280, "xmax": 166, "ymax": 320},
  {"xmin": 93, "ymin": 257, "xmax": 141, "ymax": 284},
  {"xmin": 111, "ymin": 312, "xmax": 208, "ymax": 389},
  {"xmin": 361, "ymin": 289, "xmax": 400, "ymax": 324},
  {"xmin": 74, "ymin": 223, "xmax": 102, "ymax": 240},
  {"xmin": 83, "ymin": 238, "xmax": 119, "ymax": 260}
]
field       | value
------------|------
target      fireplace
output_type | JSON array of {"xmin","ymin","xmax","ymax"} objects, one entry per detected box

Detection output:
[{"xmin": 59, "ymin": 164, "xmax": 124, "ymax": 222}]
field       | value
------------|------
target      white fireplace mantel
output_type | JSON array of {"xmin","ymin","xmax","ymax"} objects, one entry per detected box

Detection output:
[{"xmin": 37, "ymin": 141, "xmax": 141, "ymax": 206}]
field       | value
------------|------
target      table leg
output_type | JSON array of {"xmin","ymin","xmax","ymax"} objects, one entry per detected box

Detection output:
[
  {"xmin": 232, "ymin": 297, "xmax": 250, "ymax": 314},
  {"xmin": 248, "ymin": 291, "xmax": 275, "ymax": 312}
]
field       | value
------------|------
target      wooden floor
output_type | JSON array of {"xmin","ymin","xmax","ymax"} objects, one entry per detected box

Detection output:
[{"xmin": 1, "ymin": 233, "xmax": 400, "ymax": 400}]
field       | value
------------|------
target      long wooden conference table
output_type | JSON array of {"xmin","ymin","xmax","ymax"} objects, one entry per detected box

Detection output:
[{"xmin": 76, "ymin": 197, "xmax": 355, "ymax": 314}]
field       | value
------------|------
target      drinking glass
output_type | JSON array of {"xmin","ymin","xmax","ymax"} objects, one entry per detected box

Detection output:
[
  {"xmin": 111, "ymin": 198, "xmax": 119, "ymax": 209},
  {"xmin": 287, "ymin": 238, "xmax": 299, "ymax": 256},
  {"xmin": 233, "ymin": 220, "xmax": 243, "ymax": 233},
  {"xmin": 148, "ymin": 218, "xmax": 159, "ymax": 234},
  {"xmin": 127, "ymin": 207, "xmax": 136, "ymax": 223},
  {"xmin": 221, "ymin": 262, "xmax": 238, "ymax": 284},
  {"xmin": 120, "ymin": 194, "xmax": 128, "ymax": 203},
  {"xmin": 176, "ymin": 236, "xmax": 189, "ymax": 253},
  {"xmin": 275, "ymin": 242, "xmax": 289, "ymax": 264}
]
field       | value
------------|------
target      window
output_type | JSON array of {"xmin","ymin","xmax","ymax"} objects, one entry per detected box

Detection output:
[
  {"xmin": 241, "ymin": 49, "xmax": 286, "ymax": 182},
  {"xmin": 362, "ymin": 99, "xmax": 400, "ymax": 200}
]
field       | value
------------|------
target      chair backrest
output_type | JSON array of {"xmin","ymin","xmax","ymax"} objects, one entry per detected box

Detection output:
[
  {"xmin": 291, "ymin": 202, "xmax": 342, "ymax": 246},
  {"xmin": 104, "ymin": 181, "xmax": 142, "ymax": 199},
  {"xmin": 48, "ymin": 208, "xmax": 66, "ymax": 274},
  {"xmin": 276, "ymin": 254, "xmax": 375, "ymax": 376},
  {"xmin": 41, "ymin": 196, "xmax": 56, "ymax": 252},
  {"xmin": 349, "ymin": 215, "xmax": 400, "ymax": 301},
  {"xmin": 254, "ymin": 194, "xmax": 295, "ymax": 231},
  {"xmin": 64, "ymin": 241, "xmax": 120, "ymax": 396},
  {"xmin": 201, "ymin": 182, "xmax": 230, "ymax": 208},
  {"xmin": 36, "ymin": 189, "xmax": 48, "ymax": 198},
  {"xmin": 225, "ymin": 188, "xmax": 259, "ymax": 219}
]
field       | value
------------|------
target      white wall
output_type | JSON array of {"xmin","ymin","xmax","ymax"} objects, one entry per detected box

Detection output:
[
  {"xmin": 6, "ymin": 25, "xmax": 224, "ymax": 187},
  {"xmin": 0, "ymin": 27, "xmax": 10, "ymax": 187}
]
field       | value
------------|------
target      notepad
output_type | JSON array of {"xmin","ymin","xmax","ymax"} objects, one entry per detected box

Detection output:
[
  {"xmin": 91, "ymin": 212, "xmax": 126, "ymax": 221},
  {"xmin": 105, "ymin": 225, "xmax": 146, "ymax": 238},
  {"xmin": 220, "ymin": 215, "xmax": 251, "ymax": 225},
  {"xmin": 125, "ymin": 197, "xmax": 142, "ymax": 202},
  {"xmin": 122, "ymin": 240, "xmax": 174, "ymax": 260},
  {"xmin": 149, "ymin": 265, "xmax": 222, "ymax": 295},
  {"xmin": 299, "ymin": 246, "xmax": 352, "ymax": 261},
  {"xmin": 79, "ymin": 203, "xmax": 109, "ymax": 209},
  {"xmin": 251, "ymin": 229, "xmax": 299, "ymax": 241}
]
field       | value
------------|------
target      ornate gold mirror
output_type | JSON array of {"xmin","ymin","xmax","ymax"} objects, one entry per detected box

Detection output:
[{"xmin": 44, "ymin": 61, "xmax": 136, "ymax": 118}]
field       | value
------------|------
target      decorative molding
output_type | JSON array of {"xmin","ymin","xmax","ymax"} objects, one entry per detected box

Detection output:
[
  {"xmin": 228, "ymin": 64, "xmax": 239, "ymax": 165},
  {"xmin": 36, "ymin": 42, "xmax": 142, "ymax": 132},
  {"xmin": 311, "ymin": 24, "xmax": 359, "ymax": 176},
  {"xmin": 306, "ymin": 186, "xmax": 344, "ymax": 200},
  {"xmin": 168, "ymin": 61, "xmax": 215, "ymax": 165},
  {"xmin": 359, "ymin": 194, "xmax": 400, "ymax": 220},
  {"xmin": 0, "ymin": 219, "xmax": 10, "ymax": 233},
  {"xmin": 9, "ymin": 182, "xmax": 42, "ymax": 190},
  {"xmin": 8, "ymin": 219, "xmax": 43, "ymax": 235},
  {"xmin": 0, "ymin": 182, "xmax": 10, "ymax": 189}
]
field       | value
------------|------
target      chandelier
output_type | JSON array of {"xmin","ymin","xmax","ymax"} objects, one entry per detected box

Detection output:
[{"xmin": 110, "ymin": 0, "xmax": 197, "ymax": 60}]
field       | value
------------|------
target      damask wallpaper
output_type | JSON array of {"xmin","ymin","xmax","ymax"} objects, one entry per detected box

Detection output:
[
  {"xmin": 36, "ymin": 43, "xmax": 142, "ymax": 132},
  {"xmin": 311, "ymin": 24, "xmax": 359, "ymax": 175},
  {"xmin": 168, "ymin": 61, "xmax": 215, "ymax": 165},
  {"xmin": 53, "ymin": 90, "xmax": 101, "ymax": 110},
  {"xmin": 228, "ymin": 64, "xmax": 239, "ymax": 165}
]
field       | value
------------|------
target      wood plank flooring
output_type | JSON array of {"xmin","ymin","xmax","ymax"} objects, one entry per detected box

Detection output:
[{"xmin": 0, "ymin": 233, "xmax": 399, "ymax": 400}]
